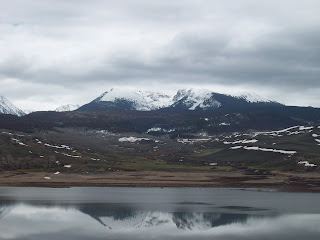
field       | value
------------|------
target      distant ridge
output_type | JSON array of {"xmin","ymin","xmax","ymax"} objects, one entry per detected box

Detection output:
[{"xmin": 55, "ymin": 104, "xmax": 80, "ymax": 112}]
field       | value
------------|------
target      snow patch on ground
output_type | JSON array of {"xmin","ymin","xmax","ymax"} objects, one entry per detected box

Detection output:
[
  {"xmin": 230, "ymin": 146, "xmax": 243, "ymax": 150},
  {"xmin": 177, "ymin": 138, "xmax": 211, "ymax": 144},
  {"xmin": 96, "ymin": 130, "xmax": 118, "ymax": 136},
  {"xmin": 209, "ymin": 163, "xmax": 217, "ymax": 166},
  {"xmin": 230, "ymin": 145, "xmax": 297, "ymax": 155},
  {"xmin": 119, "ymin": 137, "xmax": 150, "ymax": 142},
  {"xmin": 146, "ymin": 127, "xmax": 175, "ymax": 133},
  {"xmin": 298, "ymin": 161, "xmax": 317, "ymax": 167},
  {"xmin": 299, "ymin": 126, "xmax": 314, "ymax": 131},
  {"xmin": 258, "ymin": 126, "xmax": 299, "ymax": 135},
  {"xmin": 219, "ymin": 122, "xmax": 230, "ymax": 126},
  {"xmin": 62, "ymin": 153, "xmax": 81, "ymax": 158},
  {"xmin": 253, "ymin": 126, "xmax": 315, "ymax": 137},
  {"xmin": 224, "ymin": 139, "xmax": 258, "ymax": 145},
  {"xmin": 37, "ymin": 139, "xmax": 73, "ymax": 150},
  {"xmin": 11, "ymin": 138, "xmax": 28, "ymax": 146}
]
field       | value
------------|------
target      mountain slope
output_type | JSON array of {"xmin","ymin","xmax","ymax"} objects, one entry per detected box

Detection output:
[
  {"xmin": 232, "ymin": 92, "xmax": 273, "ymax": 103},
  {"xmin": 171, "ymin": 89, "xmax": 221, "ymax": 110},
  {"xmin": 78, "ymin": 88, "xmax": 281, "ymax": 112},
  {"xmin": 0, "ymin": 96, "xmax": 25, "ymax": 116},
  {"xmin": 95, "ymin": 88, "xmax": 173, "ymax": 110},
  {"xmin": 55, "ymin": 104, "xmax": 80, "ymax": 112}
]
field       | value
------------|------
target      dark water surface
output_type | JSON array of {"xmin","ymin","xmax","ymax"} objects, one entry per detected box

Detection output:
[{"xmin": 0, "ymin": 187, "xmax": 320, "ymax": 240}]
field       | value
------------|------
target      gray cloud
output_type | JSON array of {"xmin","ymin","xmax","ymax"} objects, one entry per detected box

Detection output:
[{"xmin": 0, "ymin": 0, "xmax": 319, "ymax": 110}]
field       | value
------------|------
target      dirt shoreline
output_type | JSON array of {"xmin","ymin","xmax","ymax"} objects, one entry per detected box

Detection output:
[{"xmin": 0, "ymin": 170, "xmax": 320, "ymax": 192}]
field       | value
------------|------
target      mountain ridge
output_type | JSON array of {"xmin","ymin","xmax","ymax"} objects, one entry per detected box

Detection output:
[{"xmin": 78, "ymin": 88, "xmax": 281, "ymax": 112}]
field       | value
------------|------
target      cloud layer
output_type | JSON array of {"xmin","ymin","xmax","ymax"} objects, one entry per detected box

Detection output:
[{"xmin": 0, "ymin": 0, "xmax": 319, "ymax": 110}]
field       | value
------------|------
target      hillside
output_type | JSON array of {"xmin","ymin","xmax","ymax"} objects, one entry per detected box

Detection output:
[{"xmin": 1, "ymin": 124, "xmax": 319, "ymax": 173}]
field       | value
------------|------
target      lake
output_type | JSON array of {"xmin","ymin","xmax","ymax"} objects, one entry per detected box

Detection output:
[{"xmin": 0, "ymin": 187, "xmax": 320, "ymax": 240}]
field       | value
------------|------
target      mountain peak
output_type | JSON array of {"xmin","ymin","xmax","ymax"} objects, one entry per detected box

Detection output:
[{"xmin": 0, "ymin": 96, "xmax": 25, "ymax": 116}]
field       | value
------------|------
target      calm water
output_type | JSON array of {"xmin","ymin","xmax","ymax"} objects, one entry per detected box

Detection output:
[{"xmin": 0, "ymin": 187, "xmax": 320, "ymax": 240}]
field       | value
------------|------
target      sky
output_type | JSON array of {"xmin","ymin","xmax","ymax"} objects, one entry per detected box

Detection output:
[{"xmin": 0, "ymin": 0, "xmax": 319, "ymax": 111}]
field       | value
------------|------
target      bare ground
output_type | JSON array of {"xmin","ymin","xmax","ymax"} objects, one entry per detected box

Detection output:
[{"xmin": 0, "ymin": 170, "xmax": 320, "ymax": 192}]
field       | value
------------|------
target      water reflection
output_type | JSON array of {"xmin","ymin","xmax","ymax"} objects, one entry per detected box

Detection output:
[
  {"xmin": 77, "ymin": 204, "xmax": 252, "ymax": 229},
  {"xmin": 84, "ymin": 208, "xmax": 250, "ymax": 230},
  {"xmin": 0, "ymin": 187, "xmax": 320, "ymax": 239},
  {"xmin": 0, "ymin": 202, "xmax": 319, "ymax": 240}
]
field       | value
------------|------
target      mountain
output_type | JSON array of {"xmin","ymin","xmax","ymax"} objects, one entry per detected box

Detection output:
[
  {"xmin": 0, "ymin": 96, "xmax": 25, "ymax": 116},
  {"xmin": 55, "ymin": 104, "xmax": 80, "ymax": 112},
  {"xmin": 78, "ymin": 88, "xmax": 281, "ymax": 112}
]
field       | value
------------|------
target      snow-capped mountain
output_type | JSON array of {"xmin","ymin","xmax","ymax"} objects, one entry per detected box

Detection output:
[
  {"xmin": 55, "ymin": 104, "xmax": 80, "ymax": 112},
  {"xmin": 78, "ymin": 88, "xmax": 281, "ymax": 112},
  {"xmin": 0, "ymin": 96, "xmax": 25, "ymax": 116}
]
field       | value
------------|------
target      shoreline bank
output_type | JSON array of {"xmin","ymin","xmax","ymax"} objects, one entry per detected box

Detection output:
[{"xmin": 0, "ymin": 170, "xmax": 319, "ymax": 192}]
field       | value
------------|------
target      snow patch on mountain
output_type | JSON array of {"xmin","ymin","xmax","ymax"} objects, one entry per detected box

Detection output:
[
  {"xmin": 98, "ymin": 88, "xmax": 173, "ymax": 110},
  {"xmin": 232, "ymin": 92, "xmax": 272, "ymax": 103},
  {"xmin": 173, "ymin": 89, "xmax": 221, "ymax": 110},
  {"xmin": 55, "ymin": 104, "xmax": 80, "ymax": 112},
  {"xmin": 0, "ymin": 96, "xmax": 25, "ymax": 116}
]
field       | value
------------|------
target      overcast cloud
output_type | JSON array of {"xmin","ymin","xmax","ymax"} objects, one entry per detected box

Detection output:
[{"xmin": 0, "ymin": 0, "xmax": 319, "ymax": 111}]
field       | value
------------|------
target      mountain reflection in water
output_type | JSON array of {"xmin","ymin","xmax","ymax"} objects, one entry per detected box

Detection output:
[
  {"xmin": 78, "ymin": 204, "xmax": 251, "ymax": 230},
  {"xmin": 0, "ymin": 187, "xmax": 320, "ymax": 240}
]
